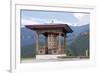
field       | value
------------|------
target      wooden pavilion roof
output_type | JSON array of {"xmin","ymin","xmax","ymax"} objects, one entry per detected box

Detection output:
[{"xmin": 26, "ymin": 23, "xmax": 73, "ymax": 33}]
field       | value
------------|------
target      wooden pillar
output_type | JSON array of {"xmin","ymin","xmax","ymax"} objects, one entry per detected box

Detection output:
[
  {"xmin": 54, "ymin": 34, "xmax": 57, "ymax": 49},
  {"xmin": 36, "ymin": 32, "xmax": 39, "ymax": 54},
  {"xmin": 45, "ymin": 36, "xmax": 48, "ymax": 48},
  {"xmin": 45, "ymin": 35, "xmax": 48, "ymax": 54},
  {"xmin": 50, "ymin": 34, "xmax": 53, "ymax": 49},
  {"xmin": 64, "ymin": 33, "xmax": 67, "ymax": 55},
  {"xmin": 58, "ymin": 33, "xmax": 61, "ymax": 53},
  {"xmin": 48, "ymin": 34, "xmax": 50, "ymax": 49},
  {"xmin": 64, "ymin": 34, "xmax": 66, "ymax": 49}
]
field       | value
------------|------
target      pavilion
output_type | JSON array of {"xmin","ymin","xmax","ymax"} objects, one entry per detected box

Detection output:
[{"xmin": 26, "ymin": 23, "xmax": 73, "ymax": 59}]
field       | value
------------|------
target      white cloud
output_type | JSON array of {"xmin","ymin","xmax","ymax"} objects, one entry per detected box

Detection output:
[
  {"xmin": 21, "ymin": 17, "xmax": 52, "ymax": 27},
  {"xmin": 74, "ymin": 13, "xmax": 85, "ymax": 20},
  {"xmin": 21, "ymin": 18, "xmax": 42, "ymax": 27},
  {"xmin": 73, "ymin": 13, "xmax": 90, "ymax": 26},
  {"xmin": 21, "ymin": 17, "xmax": 73, "ymax": 27},
  {"xmin": 30, "ymin": 17, "xmax": 46, "ymax": 23},
  {"xmin": 21, "ymin": 18, "xmax": 40, "ymax": 25}
]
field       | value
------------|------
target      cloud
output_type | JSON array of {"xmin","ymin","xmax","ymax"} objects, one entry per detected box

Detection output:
[
  {"xmin": 21, "ymin": 17, "xmax": 51, "ymax": 27},
  {"xmin": 21, "ymin": 17, "xmax": 73, "ymax": 27},
  {"xmin": 73, "ymin": 13, "xmax": 90, "ymax": 26},
  {"xmin": 21, "ymin": 18, "xmax": 42, "ymax": 27},
  {"xmin": 21, "ymin": 18, "xmax": 40, "ymax": 25},
  {"xmin": 74, "ymin": 13, "xmax": 85, "ymax": 20}
]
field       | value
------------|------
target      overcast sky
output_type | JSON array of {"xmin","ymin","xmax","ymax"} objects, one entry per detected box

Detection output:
[{"xmin": 21, "ymin": 10, "xmax": 90, "ymax": 27}]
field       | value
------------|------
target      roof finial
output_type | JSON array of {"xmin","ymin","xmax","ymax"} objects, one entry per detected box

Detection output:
[{"xmin": 51, "ymin": 20, "xmax": 54, "ymax": 23}]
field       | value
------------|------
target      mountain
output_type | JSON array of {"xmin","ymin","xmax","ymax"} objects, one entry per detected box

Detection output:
[
  {"xmin": 21, "ymin": 27, "xmax": 35, "ymax": 47},
  {"xmin": 67, "ymin": 24, "xmax": 89, "ymax": 45},
  {"xmin": 68, "ymin": 31, "xmax": 89, "ymax": 56},
  {"xmin": 21, "ymin": 27, "xmax": 46, "ymax": 47},
  {"xmin": 21, "ymin": 44, "xmax": 36, "ymax": 58}
]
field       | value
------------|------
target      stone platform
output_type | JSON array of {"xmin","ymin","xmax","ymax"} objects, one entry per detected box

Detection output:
[{"xmin": 36, "ymin": 54, "xmax": 66, "ymax": 60}]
